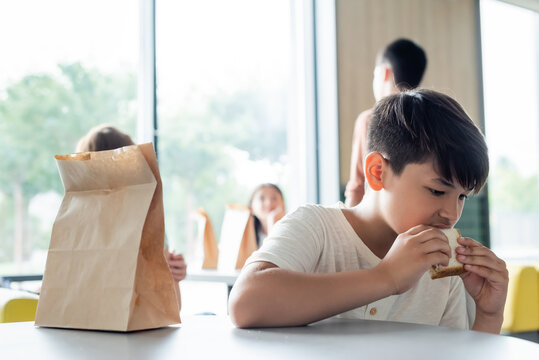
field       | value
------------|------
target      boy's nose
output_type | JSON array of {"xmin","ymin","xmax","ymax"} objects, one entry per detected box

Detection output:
[{"xmin": 438, "ymin": 200, "xmax": 461, "ymax": 224}]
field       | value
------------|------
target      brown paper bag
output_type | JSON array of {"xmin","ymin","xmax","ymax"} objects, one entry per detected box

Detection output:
[
  {"xmin": 218, "ymin": 204, "xmax": 257, "ymax": 270},
  {"xmin": 35, "ymin": 143, "xmax": 180, "ymax": 331},
  {"xmin": 194, "ymin": 208, "xmax": 219, "ymax": 269}
]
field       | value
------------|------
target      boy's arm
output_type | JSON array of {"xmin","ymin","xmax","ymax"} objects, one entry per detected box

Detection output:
[
  {"xmin": 229, "ymin": 261, "xmax": 394, "ymax": 328},
  {"xmin": 456, "ymin": 237, "xmax": 508, "ymax": 334},
  {"xmin": 229, "ymin": 225, "xmax": 453, "ymax": 328}
]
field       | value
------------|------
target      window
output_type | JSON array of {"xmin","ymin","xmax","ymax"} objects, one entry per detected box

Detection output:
[
  {"xmin": 0, "ymin": 0, "xmax": 139, "ymax": 275},
  {"xmin": 481, "ymin": 0, "xmax": 539, "ymax": 259},
  {"xmin": 156, "ymin": 0, "xmax": 307, "ymax": 257}
]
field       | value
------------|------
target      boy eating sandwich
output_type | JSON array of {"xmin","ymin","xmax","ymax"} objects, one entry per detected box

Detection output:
[{"xmin": 229, "ymin": 89, "xmax": 508, "ymax": 334}]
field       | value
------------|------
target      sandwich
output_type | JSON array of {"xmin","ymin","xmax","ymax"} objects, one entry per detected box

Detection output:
[{"xmin": 430, "ymin": 228, "xmax": 466, "ymax": 279}]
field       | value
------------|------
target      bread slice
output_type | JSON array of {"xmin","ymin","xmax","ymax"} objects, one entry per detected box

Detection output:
[{"xmin": 430, "ymin": 228, "xmax": 465, "ymax": 279}]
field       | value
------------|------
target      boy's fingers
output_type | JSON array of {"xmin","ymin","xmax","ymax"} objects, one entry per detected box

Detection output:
[
  {"xmin": 426, "ymin": 252, "xmax": 450, "ymax": 267},
  {"xmin": 416, "ymin": 228, "xmax": 448, "ymax": 241},
  {"xmin": 457, "ymin": 254, "xmax": 499, "ymax": 270},
  {"xmin": 457, "ymin": 245, "xmax": 508, "ymax": 283},
  {"xmin": 406, "ymin": 224, "xmax": 432, "ymax": 235},
  {"xmin": 456, "ymin": 237, "xmax": 507, "ymax": 268},
  {"xmin": 456, "ymin": 245, "xmax": 490, "ymax": 256},
  {"xmin": 413, "ymin": 229, "xmax": 452, "ymax": 256},
  {"xmin": 463, "ymin": 264, "xmax": 507, "ymax": 284},
  {"xmin": 457, "ymin": 237, "xmax": 482, "ymax": 247},
  {"xmin": 421, "ymin": 238, "xmax": 451, "ymax": 259},
  {"xmin": 457, "ymin": 246, "xmax": 506, "ymax": 267},
  {"xmin": 463, "ymin": 264, "xmax": 494, "ymax": 279}
]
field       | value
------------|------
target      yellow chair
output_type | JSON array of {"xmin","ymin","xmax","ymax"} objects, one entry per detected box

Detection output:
[
  {"xmin": 0, "ymin": 288, "xmax": 39, "ymax": 323},
  {"xmin": 502, "ymin": 264, "xmax": 539, "ymax": 333}
]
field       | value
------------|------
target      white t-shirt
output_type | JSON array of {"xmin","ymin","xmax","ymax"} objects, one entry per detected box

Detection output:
[{"xmin": 246, "ymin": 203, "xmax": 474, "ymax": 329}]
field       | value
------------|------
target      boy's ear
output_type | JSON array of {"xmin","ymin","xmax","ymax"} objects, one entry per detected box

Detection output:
[{"xmin": 364, "ymin": 152, "xmax": 387, "ymax": 191}]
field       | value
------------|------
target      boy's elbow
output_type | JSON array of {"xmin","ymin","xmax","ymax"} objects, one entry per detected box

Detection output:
[
  {"xmin": 229, "ymin": 307, "xmax": 255, "ymax": 329},
  {"xmin": 228, "ymin": 288, "xmax": 261, "ymax": 328},
  {"xmin": 229, "ymin": 262, "xmax": 277, "ymax": 328}
]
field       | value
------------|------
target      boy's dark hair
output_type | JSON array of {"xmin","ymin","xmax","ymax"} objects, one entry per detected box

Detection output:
[
  {"xmin": 367, "ymin": 89, "xmax": 489, "ymax": 193},
  {"xmin": 377, "ymin": 38, "xmax": 427, "ymax": 90}
]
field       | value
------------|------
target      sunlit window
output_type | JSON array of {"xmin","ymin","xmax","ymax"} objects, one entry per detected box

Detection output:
[
  {"xmin": 156, "ymin": 0, "xmax": 303, "ymax": 257},
  {"xmin": 481, "ymin": 0, "xmax": 539, "ymax": 260}
]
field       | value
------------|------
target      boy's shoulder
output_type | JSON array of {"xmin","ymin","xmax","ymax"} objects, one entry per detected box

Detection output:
[
  {"xmin": 284, "ymin": 203, "xmax": 347, "ymax": 229},
  {"xmin": 290, "ymin": 202, "xmax": 345, "ymax": 217}
]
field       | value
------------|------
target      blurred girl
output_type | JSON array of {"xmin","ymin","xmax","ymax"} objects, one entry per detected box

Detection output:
[{"xmin": 249, "ymin": 183, "xmax": 285, "ymax": 247}]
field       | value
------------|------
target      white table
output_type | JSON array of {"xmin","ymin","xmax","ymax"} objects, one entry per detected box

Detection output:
[{"xmin": 1, "ymin": 316, "xmax": 538, "ymax": 359}]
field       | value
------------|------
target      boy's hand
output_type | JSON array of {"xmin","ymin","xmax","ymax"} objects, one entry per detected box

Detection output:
[
  {"xmin": 377, "ymin": 225, "xmax": 452, "ymax": 295},
  {"xmin": 164, "ymin": 250, "xmax": 187, "ymax": 282},
  {"xmin": 456, "ymin": 237, "xmax": 508, "ymax": 326}
]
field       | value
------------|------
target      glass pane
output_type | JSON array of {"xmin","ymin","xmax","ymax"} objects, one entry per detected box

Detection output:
[
  {"xmin": 481, "ymin": 0, "xmax": 539, "ymax": 259},
  {"xmin": 156, "ymin": 0, "xmax": 300, "ymax": 259},
  {"xmin": 0, "ymin": 0, "xmax": 139, "ymax": 276}
]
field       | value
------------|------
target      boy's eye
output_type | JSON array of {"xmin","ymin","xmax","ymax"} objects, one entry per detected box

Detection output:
[
  {"xmin": 428, "ymin": 188, "xmax": 445, "ymax": 196},
  {"xmin": 459, "ymin": 194, "xmax": 468, "ymax": 201}
]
